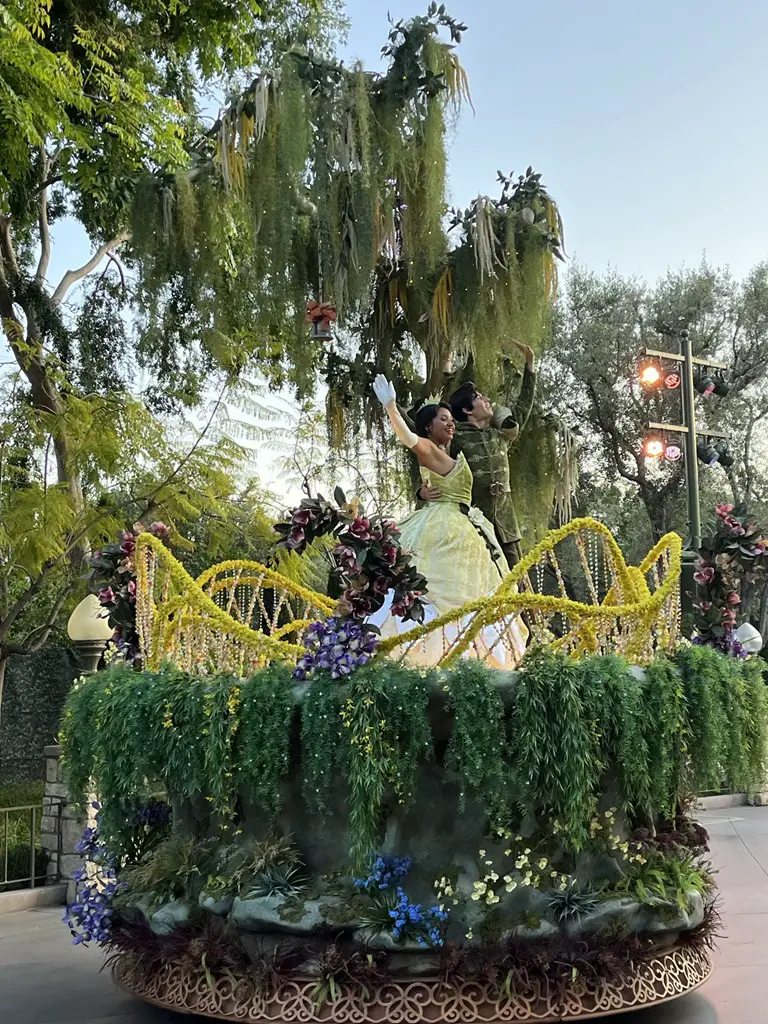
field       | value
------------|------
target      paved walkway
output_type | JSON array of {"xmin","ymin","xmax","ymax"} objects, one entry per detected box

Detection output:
[{"xmin": 0, "ymin": 808, "xmax": 765, "ymax": 1023}]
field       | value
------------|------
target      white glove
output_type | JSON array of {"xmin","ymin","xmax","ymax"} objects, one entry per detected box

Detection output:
[
  {"xmin": 374, "ymin": 375, "xmax": 418, "ymax": 449},
  {"xmin": 373, "ymin": 374, "xmax": 397, "ymax": 408}
]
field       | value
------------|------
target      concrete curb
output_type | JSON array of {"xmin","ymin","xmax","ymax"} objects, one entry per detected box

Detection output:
[
  {"xmin": 697, "ymin": 793, "xmax": 749, "ymax": 810},
  {"xmin": 0, "ymin": 883, "xmax": 66, "ymax": 915}
]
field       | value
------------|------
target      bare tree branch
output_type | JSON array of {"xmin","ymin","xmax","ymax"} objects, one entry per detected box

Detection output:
[
  {"xmin": 34, "ymin": 147, "xmax": 52, "ymax": 286},
  {"xmin": 1, "ymin": 588, "xmax": 69, "ymax": 657},
  {"xmin": 52, "ymin": 231, "xmax": 130, "ymax": 306},
  {"xmin": 586, "ymin": 382, "xmax": 641, "ymax": 485}
]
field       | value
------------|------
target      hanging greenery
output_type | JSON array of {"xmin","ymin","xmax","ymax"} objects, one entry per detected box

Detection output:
[
  {"xmin": 61, "ymin": 648, "xmax": 766, "ymax": 862},
  {"xmin": 127, "ymin": 7, "xmax": 565, "ymax": 443},
  {"xmin": 506, "ymin": 412, "xmax": 559, "ymax": 552}
]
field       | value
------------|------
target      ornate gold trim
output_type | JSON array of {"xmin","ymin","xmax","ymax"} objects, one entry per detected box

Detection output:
[{"xmin": 113, "ymin": 944, "xmax": 712, "ymax": 1023}]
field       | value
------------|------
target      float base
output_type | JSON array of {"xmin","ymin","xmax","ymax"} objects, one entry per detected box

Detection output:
[{"xmin": 113, "ymin": 944, "xmax": 712, "ymax": 1022}]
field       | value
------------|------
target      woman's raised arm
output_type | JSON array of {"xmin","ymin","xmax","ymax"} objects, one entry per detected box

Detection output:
[{"xmin": 373, "ymin": 375, "xmax": 422, "ymax": 450}]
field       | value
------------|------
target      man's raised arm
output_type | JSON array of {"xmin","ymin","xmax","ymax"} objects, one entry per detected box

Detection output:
[{"xmin": 492, "ymin": 341, "xmax": 537, "ymax": 438}]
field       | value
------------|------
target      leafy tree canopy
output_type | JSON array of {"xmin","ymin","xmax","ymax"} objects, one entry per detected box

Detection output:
[
  {"xmin": 545, "ymin": 260, "xmax": 768, "ymax": 547},
  {"xmin": 0, "ymin": 0, "xmax": 342, "ymax": 702}
]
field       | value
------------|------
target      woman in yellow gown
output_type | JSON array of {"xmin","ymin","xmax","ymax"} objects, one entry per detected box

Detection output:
[{"xmin": 369, "ymin": 377, "xmax": 527, "ymax": 669}]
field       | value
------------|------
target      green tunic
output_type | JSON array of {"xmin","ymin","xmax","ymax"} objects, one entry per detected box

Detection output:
[{"xmin": 450, "ymin": 366, "xmax": 537, "ymax": 549}]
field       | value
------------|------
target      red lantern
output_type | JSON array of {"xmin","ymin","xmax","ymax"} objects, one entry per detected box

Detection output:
[{"xmin": 306, "ymin": 301, "xmax": 337, "ymax": 340}]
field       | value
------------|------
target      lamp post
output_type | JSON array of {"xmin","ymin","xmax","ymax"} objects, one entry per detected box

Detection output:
[
  {"xmin": 67, "ymin": 595, "xmax": 113, "ymax": 675},
  {"xmin": 641, "ymin": 332, "xmax": 730, "ymax": 619}
]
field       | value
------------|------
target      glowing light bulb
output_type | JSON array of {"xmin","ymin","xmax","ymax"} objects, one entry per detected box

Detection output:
[
  {"xmin": 640, "ymin": 364, "xmax": 661, "ymax": 386},
  {"xmin": 644, "ymin": 438, "xmax": 664, "ymax": 458}
]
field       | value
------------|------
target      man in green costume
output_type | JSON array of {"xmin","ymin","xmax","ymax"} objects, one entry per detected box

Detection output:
[{"xmin": 419, "ymin": 340, "xmax": 536, "ymax": 567}]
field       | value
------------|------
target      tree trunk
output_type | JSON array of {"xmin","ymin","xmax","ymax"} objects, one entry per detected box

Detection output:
[
  {"xmin": 641, "ymin": 490, "xmax": 672, "ymax": 543},
  {"xmin": 759, "ymin": 581, "xmax": 768, "ymax": 641},
  {"xmin": 0, "ymin": 656, "xmax": 7, "ymax": 739}
]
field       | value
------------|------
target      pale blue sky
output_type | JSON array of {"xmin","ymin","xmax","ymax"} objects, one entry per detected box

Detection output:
[
  {"xmin": 45, "ymin": 1, "xmax": 768, "ymax": 292},
  {"xmin": 343, "ymin": 0, "xmax": 768, "ymax": 282}
]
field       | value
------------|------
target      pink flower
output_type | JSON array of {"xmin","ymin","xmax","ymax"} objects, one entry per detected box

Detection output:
[
  {"xmin": 149, "ymin": 521, "xmax": 171, "ymax": 541},
  {"xmin": 98, "ymin": 587, "xmax": 115, "ymax": 605},
  {"xmin": 120, "ymin": 532, "xmax": 136, "ymax": 556},
  {"xmin": 382, "ymin": 544, "xmax": 398, "ymax": 565},
  {"xmin": 127, "ymin": 581, "xmax": 137, "ymax": 604},
  {"xmin": 336, "ymin": 546, "xmax": 361, "ymax": 575},
  {"xmin": 715, "ymin": 504, "xmax": 734, "ymax": 518},
  {"xmin": 694, "ymin": 567, "xmax": 715, "ymax": 585},
  {"xmin": 117, "ymin": 557, "xmax": 133, "ymax": 575},
  {"xmin": 392, "ymin": 591, "xmax": 417, "ymax": 617},
  {"xmin": 349, "ymin": 517, "xmax": 373, "ymax": 541},
  {"xmin": 342, "ymin": 588, "xmax": 373, "ymax": 616},
  {"xmin": 726, "ymin": 592, "xmax": 741, "ymax": 605},
  {"xmin": 287, "ymin": 527, "xmax": 305, "ymax": 549},
  {"xmin": 372, "ymin": 577, "xmax": 390, "ymax": 595},
  {"xmin": 293, "ymin": 509, "xmax": 313, "ymax": 526}
]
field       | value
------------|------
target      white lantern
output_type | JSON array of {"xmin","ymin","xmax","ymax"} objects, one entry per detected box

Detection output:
[
  {"xmin": 735, "ymin": 622, "xmax": 763, "ymax": 655},
  {"xmin": 67, "ymin": 594, "xmax": 113, "ymax": 674}
]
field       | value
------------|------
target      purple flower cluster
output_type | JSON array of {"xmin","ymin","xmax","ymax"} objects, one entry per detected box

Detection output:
[
  {"xmin": 354, "ymin": 855, "xmax": 412, "ymax": 891},
  {"xmin": 133, "ymin": 801, "xmax": 172, "ymax": 828},
  {"xmin": 65, "ymin": 801, "xmax": 172, "ymax": 947},
  {"xmin": 389, "ymin": 887, "xmax": 448, "ymax": 948},
  {"xmin": 293, "ymin": 617, "xmax": 379, "ymax": 681},
  {"xmin": 63, "ymin": 871, "xmax": 121, "ymax": 946},
  {"xmin": 692, "ymin": 633, "xmax": 747, "ymax": 659},
  {"xmin": 64, "ymin": 810, "xmax": 122, "ymax": 947}
]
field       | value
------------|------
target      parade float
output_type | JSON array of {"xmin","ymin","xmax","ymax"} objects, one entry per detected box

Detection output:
[
  {"xmin": 56, "ymin": 7, "xmax": 767, "ymax": 1020},
  {"xmin": 59, "ymin": 515, "xmax": 767, "ymax": 1022}
]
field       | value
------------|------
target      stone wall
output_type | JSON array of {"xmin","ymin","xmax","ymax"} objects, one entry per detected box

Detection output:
[
  {"xmin": 41, "ymin": 744, "xmax": 94, "ymax": 902},
  {"xmin": 0, "ymin": 645, "xmax": 79, "ymax": 785}
]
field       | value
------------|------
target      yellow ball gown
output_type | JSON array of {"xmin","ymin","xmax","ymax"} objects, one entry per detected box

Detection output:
[{"xmin": 370, "ymin": 453, "xmax": 528, "ymax": 669}]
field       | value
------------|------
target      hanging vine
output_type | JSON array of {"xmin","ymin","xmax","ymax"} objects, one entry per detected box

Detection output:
[{"xmin": 128, "ymin": 6, "xmax": 565, "ymax": 447}]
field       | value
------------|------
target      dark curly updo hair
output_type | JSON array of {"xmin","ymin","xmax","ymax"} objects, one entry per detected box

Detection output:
[{"xmin": 413, "ymin": 402, "xmax": 452, "ymax": 438}]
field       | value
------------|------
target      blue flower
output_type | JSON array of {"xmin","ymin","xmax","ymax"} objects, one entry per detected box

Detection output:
[{"xmin": 293, "ymin": 616, "xmax": 379, "ymax": 681}]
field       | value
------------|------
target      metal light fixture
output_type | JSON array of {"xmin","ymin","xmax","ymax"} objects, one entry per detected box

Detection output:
[
  {"xmin": 715, "ymin": 442, "xmax": 734, "ymax": 468},
  {"xmin": 639, "ymin": 361, "xmax": 662, "ymax": 387},
  {"xmin": 664, "ymin": 444, "xmax": 682, "ymax": 462},
  {"xmin": 694, "ymin": 372, "xmax": 716, "ymax": 397},
  {"xmin": 713, "ymin": 375, "xmax": 730, "ymax": 397},
  {"xmin": 696, "ymin": 441, "xmax": 720, "ymax": 467},
  {"xmin": 67, "ymin": 594, "xmax": 113, "ymax": 675},
  {"xmin": 643, "ymin": 436, "xmax": 665, "ymax": 458}
]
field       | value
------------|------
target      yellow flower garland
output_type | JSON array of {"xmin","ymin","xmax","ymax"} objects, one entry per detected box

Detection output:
[
  {"xmin": 134, "ymin": 518, "xmax": 682, "ymax": 675},
  {"xmin": 376, "ymin": 519, "xmax": 682, "ymax": 666},
  {"xmin": 135, "ymin": 534, "xmax": 333, "ymax": 673}
]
